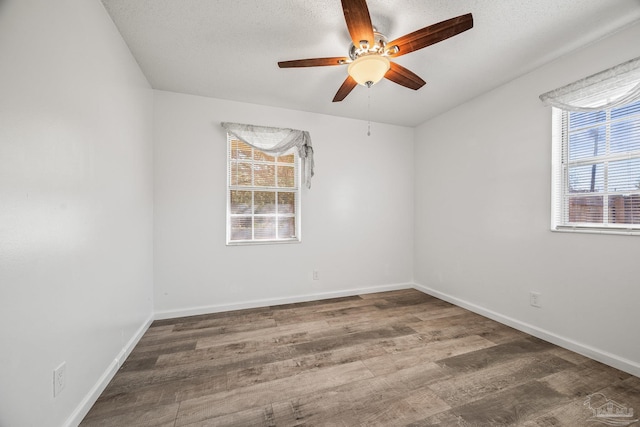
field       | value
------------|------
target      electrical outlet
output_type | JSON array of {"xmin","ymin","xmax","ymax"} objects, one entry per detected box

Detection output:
[
  {"xmin": 312, "ymin": 270, "xmax": 319, "ymax": 280},
  {"xmin": 53, "ymin": 362, "xmax": 66, "ymax": 397},
  {"xmin": 530, "ymin": 291, "xmax": 542, "ymax": 308}
]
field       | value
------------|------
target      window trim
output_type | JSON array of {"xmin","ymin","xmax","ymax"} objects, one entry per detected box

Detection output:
[
  {"xmin": 226, "ymin": 134, "xmax": 302, "ymax": 245},
  {"xmin": 551, "ymin": 107, "xmax": 640, "ymax": 236}
]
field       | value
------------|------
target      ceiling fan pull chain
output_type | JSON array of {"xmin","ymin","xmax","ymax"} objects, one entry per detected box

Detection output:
[{"xmin": 367, "ymin": 87, "xmax": 371, "ymax": 136}]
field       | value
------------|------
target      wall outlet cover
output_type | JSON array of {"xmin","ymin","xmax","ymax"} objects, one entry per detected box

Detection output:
[
  {"xmin": 54, "ymin": 362, "xmax": 66, "ymax": 397},
  {"xmin": 530, "ymin": 291, "xmax": 542, "ymax": 308}
]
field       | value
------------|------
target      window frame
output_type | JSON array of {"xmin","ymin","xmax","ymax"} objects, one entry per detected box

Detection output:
[
  {"xmin": 226, "ymin": 134, "xmax": 302, "ymax": 245},
  {"xmin": 551, "ymin": 104, "xmax": 640, "ymax": 235}
]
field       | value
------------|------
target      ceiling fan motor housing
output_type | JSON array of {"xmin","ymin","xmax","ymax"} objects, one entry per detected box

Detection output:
[{"xmin": 348, "ymin": 31, "xmax": 395, "ymax": 60}]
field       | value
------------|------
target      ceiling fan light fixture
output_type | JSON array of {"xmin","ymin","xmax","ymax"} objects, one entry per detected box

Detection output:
[
  {"xmin": 385, "ymin": 45, "xmax": 400, "ymax": 55},
  {"xmin": 347, "ymin": 55, "xmax": 390, "ymax": 87}
]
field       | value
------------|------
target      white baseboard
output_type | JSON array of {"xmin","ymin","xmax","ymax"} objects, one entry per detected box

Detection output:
[
  {"xmin": 412, "ymin": 282, "xmax": 640, "ymax": 378},
  {"xmin": 64, "ymin": 314, "xmax": 154, "ymax": 427},
  {"xmin": 154, "ymin": 282, "xmax": 413, "ymax": 320}
]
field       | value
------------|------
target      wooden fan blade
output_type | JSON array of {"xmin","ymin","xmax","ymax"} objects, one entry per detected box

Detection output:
[
  {"xmin": 388, "ymin": 13, "xmax": 473, "ymax": 57},
  {"xmin": 278, "ymin": 57, "xmax": 349, "ymax": 68},
  {"xmin": 385, "ymin": 62, "xmax": 426, "ymax": 90},
  {"xmin": 333, "ymin": 76, "xmax": 358, "ymax": 102},
  {"xmin": 341, "ymin": 0, "xmax": 374, "ymax": 47}
]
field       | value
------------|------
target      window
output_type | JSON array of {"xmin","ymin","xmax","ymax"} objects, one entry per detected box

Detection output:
[
  {"xmin": 552, "ymin": 99, "xmax": 640, "ymax": 234},
  {"xmin": 227, "ymin": 135, "xmax": 301, "ymax": 244}
]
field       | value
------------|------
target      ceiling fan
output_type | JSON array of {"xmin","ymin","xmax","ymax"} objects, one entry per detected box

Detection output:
[{"xmin": 278, "ymin": 0, "xmax": 473, "ymax": 102}]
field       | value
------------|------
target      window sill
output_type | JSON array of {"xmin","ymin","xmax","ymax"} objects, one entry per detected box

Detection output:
[
  {"xmin": 226, "ymin": 238, "xmax": 301, "ymax": 246},
  {"xmin": 551, "ymin": 226, "xmax": 640, "ymax": 236}
]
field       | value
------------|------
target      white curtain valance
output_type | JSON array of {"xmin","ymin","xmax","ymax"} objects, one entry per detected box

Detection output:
[
  {"xmin": 221, "ymin": 122, "xmax": 314, "ymax": 189},
  {"xmin": 539, "ymin": 56, "xmax": 640, "ymax": 112}
]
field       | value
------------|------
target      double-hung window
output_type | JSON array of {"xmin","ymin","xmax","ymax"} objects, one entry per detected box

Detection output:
[
  {"xmin": 545, "ymin": 57, "xmax": 640, "ymax": 234},
  {"xmin": 552, "ymin": 99, "xmax": 640, "ymax": 233},
  {"xmin": 226, "ymin": 135, "xmax": 301, "ymax": 244}
]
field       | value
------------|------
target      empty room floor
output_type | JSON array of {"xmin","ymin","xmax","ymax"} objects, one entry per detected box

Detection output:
[{"xmin": 80, "ymin": 289, "xmax": 640, "ymax": 426}]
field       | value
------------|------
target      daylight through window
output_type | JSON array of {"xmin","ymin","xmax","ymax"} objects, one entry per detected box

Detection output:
[
  {"xmin": 552, "ymin": 99, "xmax": 640, "ymax": 233},
  {"xmin": 227, "ymin": 135, "xmax": 300, "ymax": 244}
]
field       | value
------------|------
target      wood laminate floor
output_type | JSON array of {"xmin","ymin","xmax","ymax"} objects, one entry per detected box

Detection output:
[{"xmin": 81, "ymin": 289, "xmax": 640, "ymax": 426}]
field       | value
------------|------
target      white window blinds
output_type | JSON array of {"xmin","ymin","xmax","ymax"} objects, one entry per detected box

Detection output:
[{"xmin": 551, "ymin": 101, "xmax": 640, "ymax": 233}]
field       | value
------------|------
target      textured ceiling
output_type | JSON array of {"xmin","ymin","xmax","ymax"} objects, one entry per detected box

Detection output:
[{"xmin": 101, "ymin": 0, "xmax": 640, "ymax": 127}]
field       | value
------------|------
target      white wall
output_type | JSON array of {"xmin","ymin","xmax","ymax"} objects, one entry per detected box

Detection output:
[
  {"xmin": 414, "ymin": 22, "xmax": 640, "ymax": 376},
  {"xmin": 0, "ymin": 1, "xmax": 154, "ymax": 426},
  {"xmin": 153, "ymin": 91, "xmax": 414, "ymax": 317}
]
